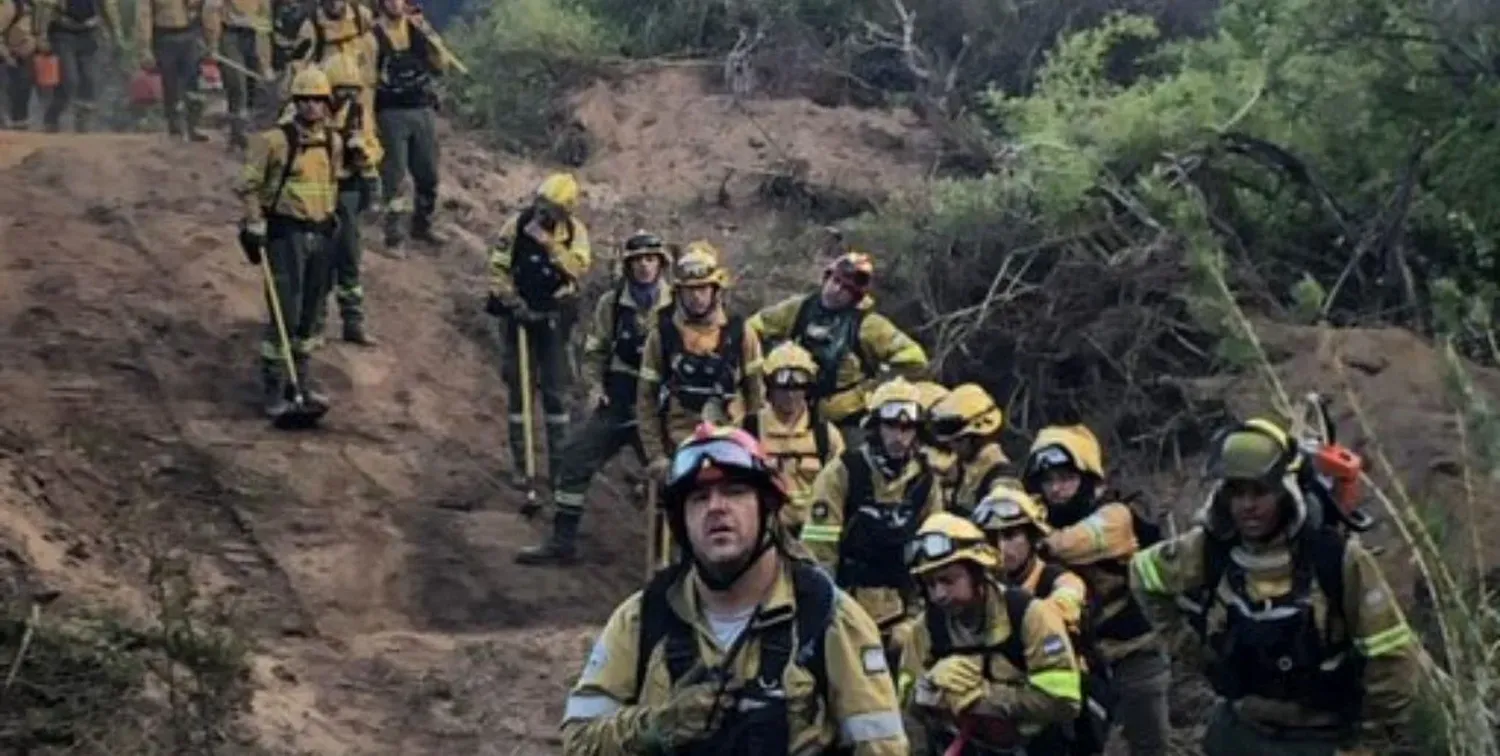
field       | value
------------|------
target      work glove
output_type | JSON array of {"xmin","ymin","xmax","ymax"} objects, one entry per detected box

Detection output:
[
  {"xmin": 927, "ymin": 655, "xmax": 987, "ymax": 715},
  {"xmin": 238, "ymin": 219, "xmax": 266, "ymax": 265},
  {"xmin": 643, "ymin": 677, "xmax": 731, "ymax": 749},
  {"xmin": 357, "ymin": 175, "xmax": 381, "ymax": 214},
  {"xmin": 484, "ymin": 293, "xmax": 509, "ymax": 318}
]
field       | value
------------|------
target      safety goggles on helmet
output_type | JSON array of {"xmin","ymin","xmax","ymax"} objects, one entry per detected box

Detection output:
[
  {"xmin": 929, "ymin": 413, "xmax": 970, "ymax": 440},
  {"xmin": 971, "ymin": 495, "xmax": 1026, "ymax": 531},
  {"xmin": 875, "ymin": 400, "xmax": 922, "ymax": 425},
  {"xmin": 667, "ymin": 437, "xmax": 761, "ymax": 490},
  {"xmin": 904, "ymin": 531, "xmax": 986, "ymax": 568},
  {"xmin": 769, "ymin": 367, "xmax": 814, "ymax": 388},
  {"xmin": 1026, "ymin": 445, "xmax": 1076, "ymax": 476},
  {"xmin": 677, "ymin": 256, "xmax": 718, "ymax": 281}
]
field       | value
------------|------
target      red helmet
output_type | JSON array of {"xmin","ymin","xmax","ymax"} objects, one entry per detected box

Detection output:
[
  {"xmin": 661, "ymin": 423, "xmax": 790, "ymax": 508},
  {"xmin": 824, "ymin": 251, "xmax": 874, "ymax": 297}
]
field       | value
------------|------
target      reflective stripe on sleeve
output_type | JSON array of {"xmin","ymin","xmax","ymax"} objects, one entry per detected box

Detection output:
[
  {"xmin": 563, "ymin": 693, "xmax": 622, "ymax": 722},
  {"xmin": 839, "ymin": 709, "xmax": 905, "ymax": 743}
]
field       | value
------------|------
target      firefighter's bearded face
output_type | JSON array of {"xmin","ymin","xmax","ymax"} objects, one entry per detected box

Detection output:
[
  {"xmin": 879, "ymin": 421, "xmax": 917, "ymax": 459},
  {"xmin": 680, "ymin": 283, "xmax": 716, "ymax": 318},
  {"xmin": 683, "ymin": 479, "xmax": 763, "ymax": 575},
  {"xmin": 921, "ymin": 562, "xmax": 979, "ymax": 610},
  {"xmin": 1226, "ymin": 479, "xmax": 1282, "ymax": 541},
  {"xmin": 628, "ymin": 255, "xmax": 663, "ymax": 285},
  {"xmin": 998, "ymin": 528, "xmax": 1033, "ymax": 574},
  {"xmin": 820, "ymin": 275, "xmax": 857, "ymax": 310},
  {"xmin": 1039, "ymin": 468, "xmax": 1083, "ymax": 506}
]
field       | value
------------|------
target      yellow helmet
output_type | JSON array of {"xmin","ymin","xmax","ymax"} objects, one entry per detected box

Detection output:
[
  {"xmin": 913, "ymin": 381, "xmax": 950, "ymax": 414},
  {"xmin": 1207, "ymin": 417, "xmax": 1300, "ymax": 483},
  {"xmin": 320, "ymin": 52, "xmax": 363, "ymax": 91},
  {"xmin": 1024, "ymin": 424, "xmax": 1105, "ymax": 485},
  {"xmin": 972, "ymin": 483, "xmax": 1053, "ymax": 537},
  {"xmin": 763, "ymin": 341, "xmax": 818, "ymax": 388},
  {"xmin": 536, "ymin": 172, "xmax": 580, "ymax": 213},
  {"xmin": 674, "ymin": 241, "xmax": 730, "ymax": 288},
  {"xmin": 906, "ymin": 512, "xmax": 998, "ymax": 576},
  {"xmin": 866, "ymin": 377, "xmax": 923, "ymax": 426},
  {"xmin": 929, "ymin": 383, "xmax": 1004, "ymax": 440},
  {"xmin": 289, "ymin": 66, "xmax": 333, "ymax": 99}
]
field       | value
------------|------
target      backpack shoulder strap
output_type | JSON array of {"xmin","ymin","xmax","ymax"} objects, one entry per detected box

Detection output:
[
  {"xmin": 721, "ymin": 313, "xmax": 745, "ymax": 362},
  {"xmin": 996, "ymin": 586, "xmax": 1033, "ymax": 674},
  {"xmin": 842, "ymin": 449, "xmax": 873, "ymax": 511},
  {"xmin": 811, "ymin": 407, "xmax": 831, "ymax": 463},
  {"xmin": 741, "ymin": 410, "xmax": 761, "ymax": 439},
  {"xmin": 789, "ymin": 561, "xmax": 839, "ymax": 701},
  {"xmin": 790, "ymin": 294, "xmax": 818, "ymax": 343},
  {"xmin": 851, "ymin": 307, "xmax": 878, "ymax": 379},
  {"xmin": 265, "ymin": 122, "xmax": 301, "ymax": 213},
  {"xmin": 631, "ymin": 562, "xmax": 694, "ymax": 703},
  {"xmin": 657, "ymin": 309, "xmax": 680, "ymax": 367},
  {"xmin": 1036, "ymin": 562, "xmax": 1066, "ymax": 598},
  {"xmin": 1303, "ymin": 526, "xmax": 1348, "ymax": 617},
  {"xmin": 923, "ymin": 606, "xmax": 951, "ymax": 664}
]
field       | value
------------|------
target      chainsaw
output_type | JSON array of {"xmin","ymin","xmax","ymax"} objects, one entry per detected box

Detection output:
[{"xmin": 1288, "ymin": 392, "xmax": 1376, "ymax": 533}]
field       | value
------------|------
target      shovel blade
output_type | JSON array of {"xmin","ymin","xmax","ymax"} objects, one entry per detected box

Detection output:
[{"xmin": 270, "ymin": 398, "xmax": 329, "ymax": 430}]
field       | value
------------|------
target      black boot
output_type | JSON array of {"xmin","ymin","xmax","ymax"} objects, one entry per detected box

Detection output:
[
  {"xmin": 342, "ymin": 319, "xmax": 377, "ymax": 346},
  {"xmin": 515, "ymin": 510, "xmax": 581, "ymax": 566},
  {"xmin": 411, "ymin": 215, "xmax": 444, "ymax": 244},
  {"xmin": 292, "ymin": 355, "xmax": 330, "ymax": 411},
  {"xmin": 261, "ymin": 362, "xmax": 291, "ymax": 419}
]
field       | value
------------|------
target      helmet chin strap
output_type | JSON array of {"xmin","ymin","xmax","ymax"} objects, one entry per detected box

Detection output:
[{"xmin": 693, "ymin": 512, "xmax": 774, "ymax": 592}]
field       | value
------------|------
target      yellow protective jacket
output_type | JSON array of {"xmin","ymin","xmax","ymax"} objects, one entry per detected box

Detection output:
[
  {"xmin": 748, "ymin": 293, "xmax": 928, "ymax": 424},
  {"xmin": 236, "ymin": 120, "xmax": 343, "ymax": 223},
  {"xmin": 1012, "ymin": 558, "xmax": 1089, "ymax": 639},
  {"xmin": 331, "ymin": 97, "xmax": 381, "ymax": 180},
  {"xmin": 1, "ymin": 0, "xmax": 37, "ymax": 59},
  {"xmin": 802, "ymin": 448, "xmax": 942, "ymax": 628},
  {"xmin": 294, "ymin": 3, "xmax": 374, "ymax": 86},
  {"xmin": 1041, "ymin": 500, "xmax": 1158, "ymax": 663},
  {"xmin": 486, "ymin": 212, "xmax": 593, "ymax": 310},
  {"xmin": 942, "ymin": 443, "xmax": 1019, "ymax": 517},
  {"xmin": 34, "ymin": 0, "xmax": 119, "ymax": 36},
  {"xmin": 1130, "ymin": 525, "xmax": 1418, "ymax": 735},
  {"xmin": 749, "ymin": 406, "xmax": 846, "ymax": 532},
  {"xmin": 137, "ymin": 0, "xmax": 205, "ymax": 45},
  {"xmin": 897, "ymin": 582, "xmax": 1082, "ymax": 753},
  {"xmin": 561, "ymin": 558, "xmax": 909, "ymax": 755},
  {"xmin": 634, "ymin": 307, "xmax": 765, "ymax": 462},
  {"xmin": 204, "ymin": 0, "xmax": 270, "ymax": 73},
  {"xmin": 581, "ymin": 280, "xmax": 673, "ymax": 396}
]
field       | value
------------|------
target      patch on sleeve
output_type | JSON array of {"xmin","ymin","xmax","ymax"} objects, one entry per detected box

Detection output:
[
  {"xmin": 1040, "ymin": 634, "xmax": 1068, "ymax": 658},
  {"xmin": 1364, "ymin": 588, "xmax": 1389, "ymax": 608},
  {"xmin": 812, "ymin": 502, "xmax": 830, "ymax": 521},
  {"xmin": 861, "ymin": 645, "xmax": 888, "ymax": 675},
  {"xmin": 580, "ymin": 635, "xmax": 610, "ymax": 682}
]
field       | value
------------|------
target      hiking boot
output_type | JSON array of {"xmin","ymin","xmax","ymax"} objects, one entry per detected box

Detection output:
[
  {"xmin": 187, "ymin": 128, "xmax": 210, "ymax": 143},
  {"xmin": 262, "ymin": 367, "xmax": 291, "ymax": 419},
  {"xmin": 342, "ymin": 321, "xmax": 377, "ymax": 346},
  {"xmin": 292, "ymin": 356, "xmax": 330, "ymax": 411},
  {"xmin": 515, "ymin": 510, "xmax": 581, "ymax": 566},
  {"xmin": 410, "ymin": 224, "xmax": 444, "ymax": 245}
]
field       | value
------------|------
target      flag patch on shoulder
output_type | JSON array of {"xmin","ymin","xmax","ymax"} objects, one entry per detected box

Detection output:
[
  {"xmin": 1041, "ymin": 635, "xmax": 1067, "ymax": 657},
  {"xmin": 861, "ymin": 645, "xmax": 888, "ymax": 675}
]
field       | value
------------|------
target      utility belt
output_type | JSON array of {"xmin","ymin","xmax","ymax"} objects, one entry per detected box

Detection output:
[
  {"xmin": 1223, "ymin": 701, "xmax": 1356, "ymax": 744},
  {"xmin": 151, "ymin": 23, "xmax": 202, "ymax": 35},
  {"xmin": 267, "ymin": 214, "xmax": 336, "ymax": 236}
]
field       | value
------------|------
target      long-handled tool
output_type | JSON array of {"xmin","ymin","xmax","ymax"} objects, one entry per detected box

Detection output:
[
  {"xmin": 207, "ymin": 49, "xmax": 273, "ymax": 83},
  {"xmin": 260, "ymin": 254, "xmax": 328, "ymax": 429},
  {"xmin": 516, "ymin": 324, "xmax": 542, "ymax": 517},
  {"xmin": 644, "ymin": 479, "xmax": 659, "ymax": 579}
]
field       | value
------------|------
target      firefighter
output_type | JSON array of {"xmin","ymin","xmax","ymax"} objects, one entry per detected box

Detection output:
[
  {"xmin": 560, "ymin": 423, "xmax": 908, "ymax": 755},
  {"xmin": 269, "ymin": 0, "xmax": 306, "ymax": 73},
  {"xmin": 928, "ymin": 383, "xmax": 1018, "ymax": 518},
  {"xmin": 635, "ymin": 241, "xmax": 765, "ymax": 479},
  {"xmin": 748, "ymin": 250, "xmax": 928, "ymax": 450},
  {"xmin": 204, "ymin": 0, "xmax": 271, "ymax": 148},
  {"xmin": 235, "ymin": 66, "xmax": 343, "ymax": 417},
  {"xmin": 291, "ymin": 0, "xmax": 373, "ymax": 105},
  {"xmin": 1, "ymin": 0, "xmax": 37, "ymax": 128},
  {"xmin": 913, "ymin": 380, "xmax": 958, "ymax": 491},
  {"xmin": 1022, "ymin": 424, "xmax": 1168, "ymax": 755},
  {"xmin": 973, "ymin": 484, "xmax": 1111, "ymax": 755},
  {"xmin": 137, "ymin": 0, "xmax": 211, "ymax": 140},
  {"xmin": 741, "ymin": 340, "xmax": 845, "ymax": 536},
  {"xmin": 1130, "ymin": 419, "xmax": 1418, "ymax": 756},
  {"xmin": 372, "ymin": 0, "xmax": 446, "ymax": 248},
  {"xmin": 515, "ymin": 231, "xmax": 671, "ymax": 567},
  {"xmin": 898, "ymin": 512, "xmax": 1082, "ymax": 755},
  {"xmin": 485, "ymin": 172, "xmax": 592, "ymax": 487},
  {"xmin": 313, "ymin": 50, "xmax": 381, "ymax": 345},
  {"xmin": 801, "ymin": 376, "xmax": 942, "ymax": 656},
  {"xmin": 34, "ymin": 0, "xmax": 119, "ymax": 132}
]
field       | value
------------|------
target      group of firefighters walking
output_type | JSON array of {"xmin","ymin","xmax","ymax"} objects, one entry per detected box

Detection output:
[{"xmin": 477, "ymin": 206, "xmax": 1422, "ymax": 754}]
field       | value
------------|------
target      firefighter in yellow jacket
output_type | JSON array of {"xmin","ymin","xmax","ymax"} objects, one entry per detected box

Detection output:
[
  {"xmin": 1022, "ymin": 424, "xmax": 1168, "ymax": 754},
  {"xmin": 235, "ymin": 66, "xmax": 343, "ymax": 418},
  {"xmin": 561, "ymin": 424, "xmax": 908, "ymax": 755},
  {"xmin": 313, "ymin": 50, "xmax": 381, "ymax": 345},
  {"xmin": 516, "ymin": 232, "xmax": 672, "ymax": 567},
  {"xmin": 928, "ymin": 383, "xmax": 1018, "ymax": 518},
  {"xmin": 973, "ymin": 483, "xmax": 1112, "ymax": 754},
  {"xmin": 635, "ymin": 242, "xmax": 765, "ymax": 476},
  {"xmin": 1130, "ymin": 419, "xmax": 1418, "ymax": 755},
  {"xmin": 204, "ymin": 0, "xmax": 271, "ymax": 147},
  {"xmin": 898, "ymin": 512, "xmax": 1081, "ymax": 755},
  {"xmin": 485, "ymin": 173, "xmax": 592, "ymax": 487},
  {"xmin": 1, "ymin": 0, "xmax": 38, "ymax": 128},
  {"xmin": 802, "ymin": 377, "xmax": 942, "ymax": 652},
  {"xmin": 741, "ymin": 341, "xmax": 845, "ymax": 535},
  {"xmin": 292, "ymin": 0, "xmax": 373, "ymax": 104},
  {"xmin": 137, "ymin": 0, "xmax": 211, "ymax": 140},
  {"xmin": 34, "ymin": 0, "xmax": 120, "ymax": 132},
  {"xmin": 748, "ymin": 251, "xmax": 928, "ymax": 449}
]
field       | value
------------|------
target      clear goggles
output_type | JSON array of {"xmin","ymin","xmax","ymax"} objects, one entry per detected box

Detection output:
[
  {"xmin": 768, "ymin": 368, "xmax": 814, "ymax": 388},
  {"xmin": 875, "ymin": 400, "xmax": 922, "ymax": 425},
  {"xmin": 903, "ymin": 531, "xmax": 985, "ymax": 568},
  {"xmin": 668, "ymin": 438, "xmax": 759, "ymax": 489},
  {"xmin": 971, "ymin": 495, "xmax": 1026, "ymax": 530},
  {"xmin": 1026, "ymin": 445, "xmax": 1074, "ymax": 475}
]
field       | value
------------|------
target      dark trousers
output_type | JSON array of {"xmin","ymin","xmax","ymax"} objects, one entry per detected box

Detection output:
[
  {"xmin": 551, "ymin": 404, "xmax": 644, "ymax": 516},
  {"xmin": 376, "ymin": 105, "xmax": 439, "ymax": 235},
  {"xmin": 4, "ymin": 58, "xmax": 34, "ymax": 124},
  {"xmin": 501, "ymin": 314, "xmax": 572, "ymax": 477},
  {"xmin": 43, "ymin": 28, "xmax": 99, "ymax": 131},
  {"xmin": 220, "ymin": 26, "xmax": 263, "ymax": 134},
  {"xmin": 1110, "ymin": 649, "xmax": 1171, "ymax": 755},
  {"xmin": 260, "ymin": 221, "xmax": 333, "ymax": 370},
  {"xmin": 152, "ymin": 27, "xmax": 202, "ymax": 134},
  {"xmin": 329, "ymin": 184, "xmax": 365, "ymax": 328}
]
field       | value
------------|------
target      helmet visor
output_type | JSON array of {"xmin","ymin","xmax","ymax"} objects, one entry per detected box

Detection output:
[
  {"xmin": 668, "ymin": 438, "xmax": 759, "ymax": 490},
  {"xmin": 971, "ymin": 495, "xmax": 1026, "ymax": 531},
  {"xmin": 1025, "ymin": 444, "xmax": 1075, "ymax": 478},
  {"xmin": 1210, "ymin": 431, "xmax": 1287, "ymax": 481},
  {"xmin": 904, "ymin": 531, "xmax": 984, "ymax": 568},
  {"xmin": 768, "ymin": 368, "xmax": 813, "ymax": 388},
  {"xmin": 875, "ymin": 400, "xmax": 922, "ymax": 425}
]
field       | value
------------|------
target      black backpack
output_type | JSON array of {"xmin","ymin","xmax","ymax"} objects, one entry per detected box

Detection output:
[
  {"xmin": 1186, "ymin": 526, "xmax": 1348, "ymax": 640},
  {"xmin": 924, "ymin": 583, "xmax": 1033, "ymax": 671},
  {"xmin": 1114, "ymin": 490, "xmax": 1163, "ymax": 548}
]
